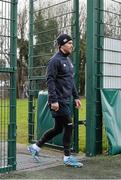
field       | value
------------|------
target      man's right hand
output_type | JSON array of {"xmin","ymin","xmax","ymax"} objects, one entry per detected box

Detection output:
[{"xmin": 51, "ymin": 102, "xmax": 59, "ymax": 111}]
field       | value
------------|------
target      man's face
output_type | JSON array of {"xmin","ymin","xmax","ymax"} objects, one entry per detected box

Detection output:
[{"xmin": 60, "ymin": 40, "xmax": 73, "ymax": 54}]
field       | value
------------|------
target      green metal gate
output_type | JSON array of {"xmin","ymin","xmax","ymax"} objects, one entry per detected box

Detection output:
[
  {"xmin": 0, "ymin": 0, "xmax": 17, "ymax": 173},
  {"xmin": 28, "ymin": 0, "xmax": 80, "ymax": 152},
  {"xmin": 86, "ymin": 0, "xmax": 121, "ymax": 156}
]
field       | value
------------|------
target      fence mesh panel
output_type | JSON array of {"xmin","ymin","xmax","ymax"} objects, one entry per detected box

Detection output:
[
  {"xmin": 0, "ymin": 0, "xmax": 17, "ymax": 173},
  {"xmin": 28, "ymin": 0, "xmax": 81, "ymax": 152},
  {"xmin": 91, "ymin": 0, "xmax": 121, "ymax": 154}
]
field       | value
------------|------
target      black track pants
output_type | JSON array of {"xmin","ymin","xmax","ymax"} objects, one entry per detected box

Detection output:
[{"xmin": 36, "ymin": 116, "xmax": 73, "ymax": 156}]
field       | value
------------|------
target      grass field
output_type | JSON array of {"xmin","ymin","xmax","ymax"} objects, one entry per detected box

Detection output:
[{"xmin": 17, "ymin": 98, "xmax": 28, "ymax": 144}]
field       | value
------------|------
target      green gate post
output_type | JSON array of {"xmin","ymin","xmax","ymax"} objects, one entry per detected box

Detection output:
[
  {"xmin": 72, "ymin": 0, "xmax": 80, "ymax": 153},
  {"xmin": 28, "ymin": 0, "xmax": 34, "ymax": 143},
  {"xmin": 8, "ymin": 0, "xmax": 17, "ymax": 170},
  {"xmin": 86, "ymin": 0, "xmax": 103, "ymax": 156}
]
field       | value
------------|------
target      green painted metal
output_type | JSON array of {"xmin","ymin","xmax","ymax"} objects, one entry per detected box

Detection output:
[
  {"xmin": 28, "ymin": 0, "xmax": 80, "ymax": 152},
  {"xmin": 0, "ymin": 0, "xmax": 17, "ymax": 173},
  {"xmin": 86, "ymin": 0, "xmax": 96, "ymax": 156},
  {"xmin": 28, "ymin": 0, "xmax": 33, "ymax": 78},
  {"xmin": 72, "ymin": 0, "xmax": 80, "ymax": 153},
  {"xmin": 27, "ymin": 0, "xmax": 121, "ymax": 157},
  {"xmin": 8, "ymin": 0, "xmax": 17, "ymax": 171},
  {"xmin": 28, "ymin": 0, "xmax": 34, "ymax": 143},
  {"xmin": 95, "ymin": 0, "xmax": 104, "ymax": 155},
  {"xmin": 0, "ymin": 67, "xmax": 17, "ymax": 73},
  {"xmin": 101, "ymin": 0, "xmax": 121, "ymax": 154},
  {"xmin": 86, "ymin": 0, "xmax": 103, "ymax": 156}
]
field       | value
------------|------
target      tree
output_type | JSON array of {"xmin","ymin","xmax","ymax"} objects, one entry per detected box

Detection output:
[
  {"xmin": 79, "ymin": 2, "xmax": 86, "ymax": 96},
  {"xmin": 17, "ymin": 3, "xmax": 28, "ymax": 98},
  {"xmin": 33, "ymin": 10, "xmax": 58, "ymax": 78},
  {"xmin": 0, "ymin": 6, "xmax": 10, "ymax": 97},
  {"xmin": 33, "ymin": 1, "xmax": 87, "ymax": 95},
  {"xmin": 104, "ymin": 4, "xmax": 121, "ymax": 38},
  {"xmin": 80, "ymin": 34, "xmax": 86, "ymax": 96}
]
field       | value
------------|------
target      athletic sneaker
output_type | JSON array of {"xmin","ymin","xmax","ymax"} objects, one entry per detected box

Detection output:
[
  {"xmin": 27, "ymin": 145, "xmax": 40, "ymax": 162},
  {"xmin": 64, "ymin": 155, "xmax": 83, "ymax": 168}
]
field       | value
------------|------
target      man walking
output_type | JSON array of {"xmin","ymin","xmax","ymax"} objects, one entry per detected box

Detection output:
[{"xmin": 28, "ymin": 33, "xmax": 83, "ymax": 168}]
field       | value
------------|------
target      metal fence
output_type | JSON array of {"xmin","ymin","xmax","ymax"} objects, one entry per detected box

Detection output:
[
  {"xmin": 86, "ymin": 0, "xmax": 121, "ymax": 156},
  {"xmin": 28, "ymin": 0, "xmax": 81, "ymax": 152},
  {"xmin": 0, "ymin": 0, "xmax": 17, "ymax": 173},
  {"xmin": 1, "ymin": 0, "xmax": 121, "ymax": 174}
]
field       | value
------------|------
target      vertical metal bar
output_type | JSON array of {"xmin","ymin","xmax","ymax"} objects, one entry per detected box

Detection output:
[
  {"xmin": 8, "ymin": 0, "xmax": 17, "ymax": 169},
  {"xmin": 29, "ymin": 0, "xmax": 33, "ymax": 77},
  {"xmin": 86, "ymin": 0, "xmax": 103, "ymax": 156},
  {"xmin": 86, "ymin": 0, "xmax": 96, "ymax": 157},
  {"xmin": 72, "ymin": 0, "xmax": 80, "ymax": 153},
  {"xmin": 28, "ymin": 0, "xmax": 34, "ymax": 143},
  {"xmin": 95, "ymin": 0, "xmax": 104, "ymax": 155}
]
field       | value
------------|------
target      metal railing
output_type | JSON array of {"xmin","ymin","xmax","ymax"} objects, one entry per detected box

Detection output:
[
  {"xmin": 0, "ymin": 0, "xmax": 17, "ymax": 173},
  {"xmin": 28, "ymin": 0, "xmax": 80, "ymax": 152}
]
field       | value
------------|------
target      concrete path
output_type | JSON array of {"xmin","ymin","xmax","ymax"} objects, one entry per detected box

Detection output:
[{"xmin": 1, "ymin": 144, "xmax": 121, "ymax": 179}]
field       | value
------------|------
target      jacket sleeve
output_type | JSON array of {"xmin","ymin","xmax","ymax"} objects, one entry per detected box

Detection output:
[
  {"xmin": 46, "ymin": 59, "xmax": 58, "ymax": 103},
  {"xmin": 72, "ymin": 80, "xmax": 79, "ymax": 99}
]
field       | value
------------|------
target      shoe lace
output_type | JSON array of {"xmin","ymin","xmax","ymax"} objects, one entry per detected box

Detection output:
[{"xmin": 68, "ymin": 156, "xmax": 78, "ymax": 163}]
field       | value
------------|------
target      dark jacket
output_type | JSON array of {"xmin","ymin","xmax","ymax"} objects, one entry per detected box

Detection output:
[{"xmin": 47, "ymin": 50, "xmax": 79, "ymax": 104}]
